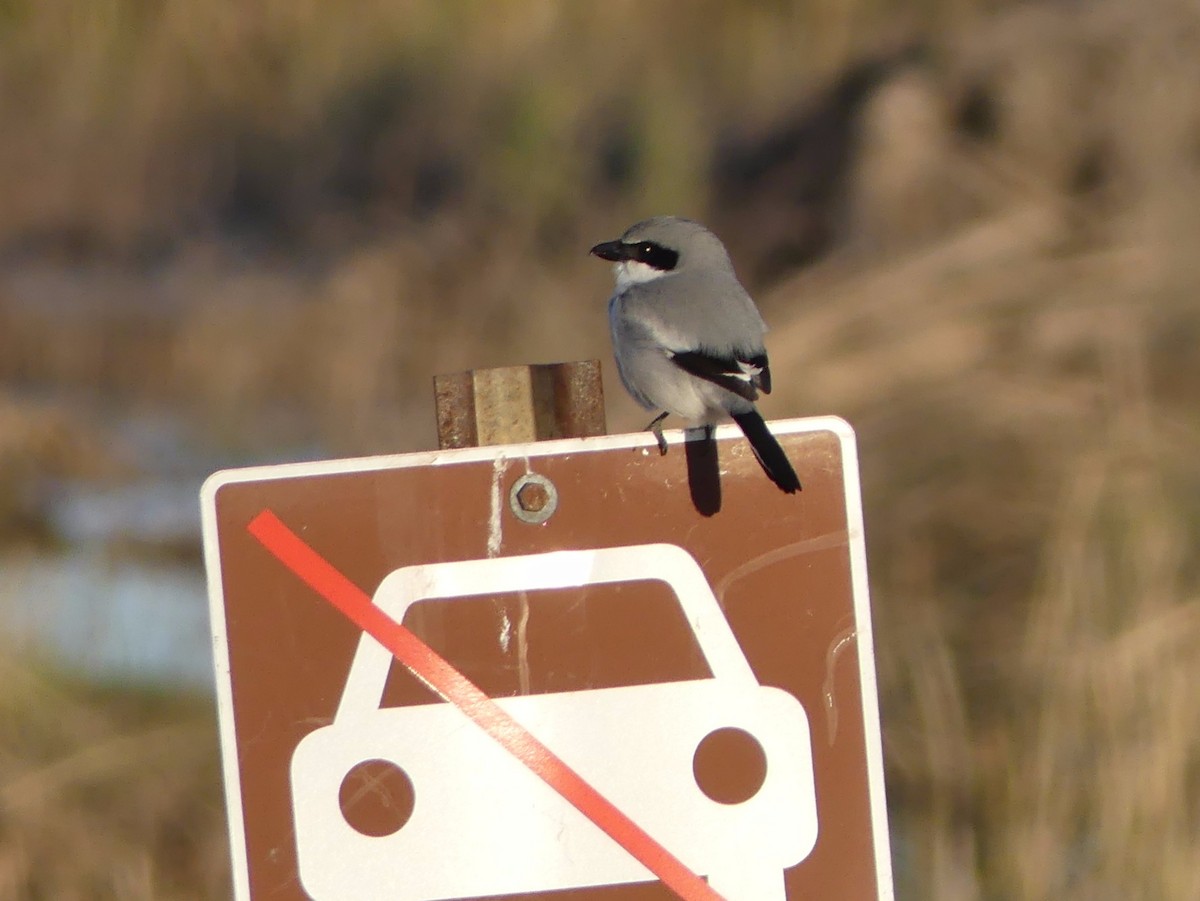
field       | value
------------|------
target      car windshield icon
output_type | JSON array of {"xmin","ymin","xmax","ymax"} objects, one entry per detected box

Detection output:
[{"xmin": 290, "ymin": 543, "xmax": 818, "ymax": 900}]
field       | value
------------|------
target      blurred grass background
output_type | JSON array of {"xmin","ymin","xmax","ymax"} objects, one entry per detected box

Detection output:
[{"xmin": 2, "ymin": 0, "xmax": 1199, "ymax": 898}]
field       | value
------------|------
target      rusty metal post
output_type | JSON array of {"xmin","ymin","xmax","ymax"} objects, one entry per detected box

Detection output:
[{"xmin": 433, "ymin": 361, "xmax": 606, "ymax": 449}]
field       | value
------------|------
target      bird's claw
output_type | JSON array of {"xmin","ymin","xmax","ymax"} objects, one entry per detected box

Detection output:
[
  {"xmin": 644, "ymin": 412, "xmax": 670, "ymax": 456},
  {"xmin": 653, "ymin": 428, "xmax": 668, "ymax": 456}
]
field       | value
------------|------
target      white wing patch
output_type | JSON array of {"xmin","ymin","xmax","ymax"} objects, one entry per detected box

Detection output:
[{"xmin": 735, "ymin": 359, "xmax": 763, "ymax": 381}]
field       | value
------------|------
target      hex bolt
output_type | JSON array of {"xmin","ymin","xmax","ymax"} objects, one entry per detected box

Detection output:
[
  {"xmin": 516, "ymin": 481, "xmax": 549, "ymax": 513},
  {"xmin": 508, "ymin": 473, "xmax": 558, "ymax": 524}
]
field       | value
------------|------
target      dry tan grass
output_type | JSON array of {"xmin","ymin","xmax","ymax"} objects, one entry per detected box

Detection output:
[
  {"xmin": 766, "ymin": 4, "xmax": 1200, "ymax": 894},
  {"xmin": 0, "ymin": 658, "xmax": 229, "ymax": 900},
  {"xmin": 2, "ymin": 0, "xmax": 1199, "ymax": 898}
]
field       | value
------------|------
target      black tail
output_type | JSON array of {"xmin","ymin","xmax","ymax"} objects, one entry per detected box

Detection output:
[{"xmin": 732, "ymin": 409, "xmax": 802, "ymax": 494}]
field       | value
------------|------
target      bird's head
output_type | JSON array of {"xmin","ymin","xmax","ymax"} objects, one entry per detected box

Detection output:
[{"xmin": 590, "ymin": 216, "xmax": 732, "ymax": 290}]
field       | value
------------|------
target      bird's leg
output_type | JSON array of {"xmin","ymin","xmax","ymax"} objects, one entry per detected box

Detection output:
[{"xmin": 644, "ymin": 411, "xmax": 670, "ymax": 456}]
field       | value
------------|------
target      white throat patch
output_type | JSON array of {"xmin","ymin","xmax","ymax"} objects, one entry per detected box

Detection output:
[{"xmin": 614, "ymin": 260, "xmax": 669, "ymax": 292}]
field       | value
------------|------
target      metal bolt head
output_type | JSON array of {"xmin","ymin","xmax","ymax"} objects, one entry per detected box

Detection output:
[
  {"xmin": 516, "ymin": 481, "xmax": 549, "ymax": 513},
  {"xmin": 509, "ymin": 473, "xmax": 558, "ymax": 524}
]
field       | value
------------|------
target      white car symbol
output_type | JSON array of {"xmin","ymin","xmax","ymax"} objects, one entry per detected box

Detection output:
[{"xmin": 290, "ymin": 544, "xmax": 817, "ymax": 900}]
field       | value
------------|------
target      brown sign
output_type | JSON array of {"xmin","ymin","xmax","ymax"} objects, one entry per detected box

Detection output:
[{"xmin": 201, "ymin": 417, "xmax": 892, "ymax": 900}]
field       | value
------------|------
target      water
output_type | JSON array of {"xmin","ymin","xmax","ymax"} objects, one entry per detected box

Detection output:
[
  {"xmin": 0, "ymin": 405, "xmax": 313, "ymax": 690},
  {"xmin": 0, "ymin": 389, "xmax": 336, "ymax": 690},
  {"xmin": 0, "ymin": 546, "xmax": 212, "ymax": 690}
]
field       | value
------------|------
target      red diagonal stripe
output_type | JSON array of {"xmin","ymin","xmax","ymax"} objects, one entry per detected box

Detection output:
[{"xmin": 247, "ymin": 508, "xmax": 723, "ymax": 901}]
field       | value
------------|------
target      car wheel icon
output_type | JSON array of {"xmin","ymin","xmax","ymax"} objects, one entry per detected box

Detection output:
[
  {"xmin": 289, "ymin": 544, "xmax": 818, "ymax": 900},
  {"xmin": 338, "ymin": 758, "xmax": 416, "ymax": 837},
  {"xmin": 694, "ymin": 727, "xmax": 768, "ymax": 805}
]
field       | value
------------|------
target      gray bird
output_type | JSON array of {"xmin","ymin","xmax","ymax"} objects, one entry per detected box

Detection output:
[{"xmin": 591, "ymin": 216, "xmax": 801, "ymax": 494}]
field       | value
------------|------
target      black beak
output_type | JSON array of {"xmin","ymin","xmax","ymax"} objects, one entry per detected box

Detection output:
[{"xmin": 589, "ymin": 240, "xmax": 627, "ymax": 262}]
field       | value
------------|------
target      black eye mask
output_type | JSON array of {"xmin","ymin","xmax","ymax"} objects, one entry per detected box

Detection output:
[{"xmin": 629, "ymin": 241, "xmax": 679, "ymax": 271}]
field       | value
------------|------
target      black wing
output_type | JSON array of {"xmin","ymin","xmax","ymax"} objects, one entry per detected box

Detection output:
[{"xmin": 669, "ymin": 349, "xmax": 771, "ymax": 402}]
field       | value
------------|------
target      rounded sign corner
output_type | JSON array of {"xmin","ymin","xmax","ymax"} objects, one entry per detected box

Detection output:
[{"xmin": 200, "ymin": 470, "xmax": 238, "ymax": 510}]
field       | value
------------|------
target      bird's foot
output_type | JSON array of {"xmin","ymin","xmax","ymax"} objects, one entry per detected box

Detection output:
[
  {"xmin": 644, "ymin": 412, "xmax": 669, "ymax": 456},
  {"xmin": 652, "ymin": 427, "xmax": 668, "ymax": 456}
]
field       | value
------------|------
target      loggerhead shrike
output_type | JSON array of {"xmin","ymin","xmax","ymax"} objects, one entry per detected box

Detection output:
[{"xmin": 591, "ymin": 216, "xmax": 802, "ymax": 494}]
